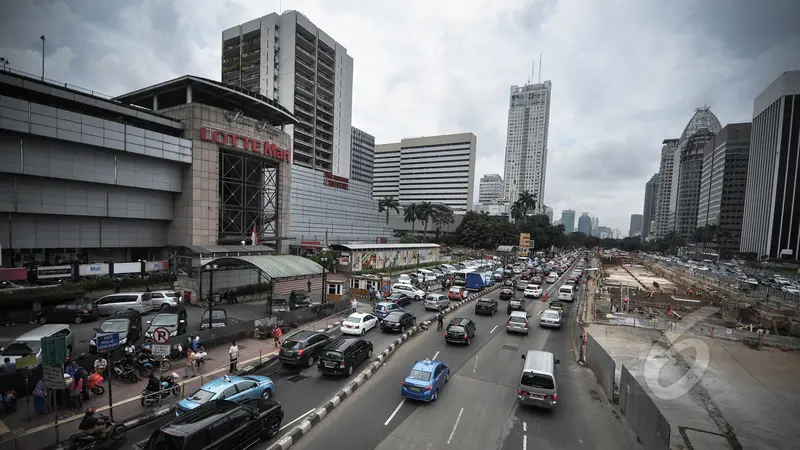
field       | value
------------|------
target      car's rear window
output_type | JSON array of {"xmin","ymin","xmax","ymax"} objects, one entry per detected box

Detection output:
[
  {"xmin": 478, "ymin": 300, "xmax": 492, "ymax": 305},
  {"xmin": 521, "ymin": 372, "xmax": 555, "ymax": 390},
  {"xmin": 448, "ymin": 325, "xmax": 465, "ymax": 332},
  {"xmin": 542, "ymin": 312, "xmax": 560, "ymax": 320},
  {"xmin": 509, "ymin": 316, "xmax": 527, "ymax": 324},
  {"xmin": 408, "ymin": 369, "xmax": 432, "ymax": 381},
  {"xmin": 385, "ymin": 313, "xmax": 402, "ymax": 322},
  {"xmin": 324, "ymin": 350, "xmax": 343, "ymax": 360},
  {"xmin": 282, "ymin": 340, "xmax": 304, "ymax": 350},
  {"xmin": 559, "ymin": 287, "xmax": 572, "ymax": 293}
]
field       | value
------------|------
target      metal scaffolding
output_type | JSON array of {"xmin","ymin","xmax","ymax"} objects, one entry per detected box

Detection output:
[{"xmin": 219, "ymin": 150, "xmax": 279, "ymax": 244}]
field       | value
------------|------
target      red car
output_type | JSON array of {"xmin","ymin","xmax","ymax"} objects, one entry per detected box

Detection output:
[{"xmin": 448, "ymin": 287, "xmax": 468, "ymax": 301}]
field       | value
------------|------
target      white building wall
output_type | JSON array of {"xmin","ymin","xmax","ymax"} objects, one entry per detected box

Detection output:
[{"xmin": 373, "ymin": 142, "xmax": 401, "ymax": 198}]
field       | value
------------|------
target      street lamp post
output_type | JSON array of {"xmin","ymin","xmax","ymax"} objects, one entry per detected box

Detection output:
[
  {"xmin": 320, "ymin": 257, "xmax": 328, "ymax": 306},
  {"xmin": 0, "ymin": 57, "xmax": 9, "ymax": 71},
  {"xmin": 39, "ymin": 35, "xmax": 45, "ymax": 80},
  {"xmin": 202, "ymin": 263, "xmax": 218, "ymax": 330}
]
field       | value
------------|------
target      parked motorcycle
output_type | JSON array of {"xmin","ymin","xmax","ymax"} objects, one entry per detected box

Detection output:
[
  {"xmin": 66, "ymin": 416, "xmax": 126, "ymax": 450},
  {"xmin": 112, "ymin": 362, "xmax": 141, "ymax": 383},
  {"xmin": 140, "ymin": 373, "xmax": 181, "ymax": 407}
]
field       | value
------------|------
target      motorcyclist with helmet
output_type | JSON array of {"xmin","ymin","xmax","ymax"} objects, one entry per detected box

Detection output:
[
  {"xmin": 79, "ymin": 407, "xmax": 107, "ymax": 440},
  {"xmin": 146, "ymin": 373, "xmax": 161, "ymax": 393}
]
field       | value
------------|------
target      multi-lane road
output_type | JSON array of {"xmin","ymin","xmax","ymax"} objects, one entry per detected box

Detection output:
[{"xmin": 275, "ymin": 266, "xmax": 642, "ymax": 450}]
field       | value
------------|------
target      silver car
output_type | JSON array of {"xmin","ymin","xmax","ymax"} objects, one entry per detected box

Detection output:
[
  {"xmin": 424, "ymin": 293, "xmax": 451, "ymax": 311},
  {"xmin": 539, "ymin": 310, "xmax": 562, "ymax": 329}
]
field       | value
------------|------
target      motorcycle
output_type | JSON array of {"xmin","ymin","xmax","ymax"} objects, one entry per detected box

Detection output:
[
  {"xmin": 67, "ymin": 417, "xmax": 126, "ymax": 450},
  {"xmin": 112, "ymin": 362, "xmax": 141, "ymax": 383},
  {"xmin": 140, "ymin": 373, "xmax": 181, "ymax": 407},
  {"xmin": 87, "ymin": 373, "xmax": 105, "ymax": 395}
]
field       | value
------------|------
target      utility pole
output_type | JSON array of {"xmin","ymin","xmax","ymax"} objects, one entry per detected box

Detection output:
[{"xmin": 40, "ymin": 35, "xmax": 46, "ymax": 80}]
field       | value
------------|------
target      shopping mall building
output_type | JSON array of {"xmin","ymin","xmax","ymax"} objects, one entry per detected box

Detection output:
[{"xmin": 0, "ymin": 69, "xmax": 297, "ymax": 268}]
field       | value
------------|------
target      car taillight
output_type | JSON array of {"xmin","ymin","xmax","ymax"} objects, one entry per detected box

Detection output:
[
  {"xmin": 518, "ymin": 389, "xmax": 529, "ymax": 396},
  {"xmin": 297, "ymin": 349, "xmax": 305, "ymax": 356},
  {"xmin": 424, "ymin": 385, "xmax": 432, "ymax": 392},
  {"xmin": 340, "ymin": 362, "xmax": 345, "ymax": 368},
  {"xmin": 83, "ymin": 310, "xmax": 89, "ymax": 314},
  {"xmin": 402, "ymin": 381, "xmax": 407, "ymax": 387},
  {"xmin": 507, "ymin": 321, "xmax": 511, "ymax": 326},
  {"xmin": 548, "ymin": 394, "xmax": 558, "ymax": 401}
]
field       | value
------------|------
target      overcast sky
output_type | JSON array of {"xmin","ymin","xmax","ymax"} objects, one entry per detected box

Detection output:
[{"xmin": 2, "ymin": 0, "xmax": 800, "ymax": 234}]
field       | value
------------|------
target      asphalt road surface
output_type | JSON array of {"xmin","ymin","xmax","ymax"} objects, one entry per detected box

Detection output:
[
  {"xmin": 122, "ymin": 287, "xmax": 451, "ymax": 446},
  {"xmin": 278, "ymin": 267, "xmax": 641, "ymax": 450}
]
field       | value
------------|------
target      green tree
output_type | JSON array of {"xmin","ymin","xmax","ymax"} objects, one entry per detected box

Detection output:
[
  {"xmin": 511, "ymin": 191, "xmax": 538, "ymax": 223},
  {"xmin": 403, "ymin": 202, "xmax": 419, "ymax": 232},
  {"xmin": 432, "ymin": 209, "xmax": 455, "ymax": 240},
  {"xmin": 417, "ymin": 202, "xmax": 434, "ymax": 239},
  {"xmin": 378, "ymin": 196, "xmax": 400, "ymax": 225}
]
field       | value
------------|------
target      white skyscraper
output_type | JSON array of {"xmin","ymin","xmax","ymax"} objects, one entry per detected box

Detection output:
[
  {"xmin": 502, "ymin": 81, "xmax": 552, "ymax": 209},
  {"xmin": 221, "ymin": 11, "xmax": 354, "ymax": 177},
  {"xmin": 478, "ymin": 174, "xmax": 504, "ymax": 203}
]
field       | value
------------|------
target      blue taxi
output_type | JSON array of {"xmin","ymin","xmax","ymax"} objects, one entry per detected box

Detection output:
[
  {"xmin": 176, "ymin": 374, "xmax": 274, "ymax": 416},
  {"xmin": 401, "ymin": 359, "xmax": 450, "ymax": 402}
]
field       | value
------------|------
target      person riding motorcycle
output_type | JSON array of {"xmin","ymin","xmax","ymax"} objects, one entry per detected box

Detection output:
[
  {"xmin": 437, "ymin": 312, "xmax": 444, "ymax": 331},
  {"xmin": 78, "ymin": 407, "xmax": 107, "ymax": 440},
  {"xmin": 146, "ymin": 373, "xmax": 161, "ymax": 394}
]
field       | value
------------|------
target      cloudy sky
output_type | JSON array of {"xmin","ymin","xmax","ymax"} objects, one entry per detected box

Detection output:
[{"xmin": 2, "ymin": 0, "xmax": 800, "ymax": 234}]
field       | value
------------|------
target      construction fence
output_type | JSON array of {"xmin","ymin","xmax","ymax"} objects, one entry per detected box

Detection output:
[
  {"xmin": 619, "ymin": 365, "xmax": 671, "ymax": 450},
  {"xmin": 584, "ymin": 331, "xmax": 616, "ymax": 400}
]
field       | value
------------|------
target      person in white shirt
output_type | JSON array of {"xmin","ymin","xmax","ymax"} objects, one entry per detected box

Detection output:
[
  {"xmin": 350, "ymin": 298, "xmax": 358, "ymax": 313},
  {"xmin": 229, "ymin": 342, "xmax": 239, "ymax": 373}
]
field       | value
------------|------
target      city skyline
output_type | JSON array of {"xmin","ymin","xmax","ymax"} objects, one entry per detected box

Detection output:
[{"xmin": 1, "ymin": 1, "xmax": 798, "ymax": 232}]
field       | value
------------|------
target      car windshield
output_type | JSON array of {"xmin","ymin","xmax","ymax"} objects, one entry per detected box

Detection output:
[
  {"xmin": 478, "ymin": 300, "xmax": 492, "ymax": 305},
  {"xmin": 151, "ymin": 314, "xmax": 177, "ymax": 326},
  {"xmin": 99, "ymin": 319, "xmax": 129, "ymax": 332},
  {"xmin": 542, "ymin": 312, "xmax": 560, "ymax": 320},
  {"xmin": 521, "ymin": 372, "xmax": 555, "ymax": 390},
  {"xmin": 202, "ymin": 310, "xmax": 226, "ymax": 320},
  {"xmin": 1, "ymin": 341, "xmax": 39, "ymax": 356},
  {"xmin": 344, "ymin": 315, "xmax": 363, "ymax": 325},
  {"xmin": 385, "ymin": 313, "xmax": 402, "ymax": 322},
  {"xmin": 282, "ymin": 340, "xmax": 303, "ymax": 350},
  {"xmin": 407, "ymin": 369, "xmax": 432, "ymax": 382},
  {"xmin": 186, "ymin": 388, "xmax": 216, "ymax": 404},
  {"xmin": 449, "ymin": 288, "xmax": 460, "ymax": 293}
]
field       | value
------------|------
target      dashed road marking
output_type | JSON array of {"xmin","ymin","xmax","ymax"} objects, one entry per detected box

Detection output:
[{"xmin": 447, "ymin": 407, "xmax": 464, "ymax": 444}]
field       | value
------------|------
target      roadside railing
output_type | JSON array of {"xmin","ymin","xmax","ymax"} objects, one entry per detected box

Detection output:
[{"xmin": 0, "ymin": 309, "xmax": 353, "ymax": 450}]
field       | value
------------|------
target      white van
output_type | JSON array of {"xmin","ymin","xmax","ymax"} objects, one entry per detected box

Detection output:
[
  {"xmin": 557, "ymin": 285, "xmax": 574, "ymax": 302},
  {"xmin": 417, "ymin": 269, "xmax": 437, "ymax": 283},
  {"xmin": 94, "ymin": 292, "xmax": 154, "ymax": 316},
  {"xmin": 518, "ymin": 350, "xmax": 560, "ymax": 408}
]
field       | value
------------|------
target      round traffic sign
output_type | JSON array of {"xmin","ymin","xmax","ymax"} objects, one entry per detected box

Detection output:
[{"xmin": 153, "ymin": 327, "xmax": 171, "ymax": 344}]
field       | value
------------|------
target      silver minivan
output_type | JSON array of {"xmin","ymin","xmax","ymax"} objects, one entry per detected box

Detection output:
[
  {"xmin": 506, "ymin": 311, "xmax": 530, "ymax": 335},
  {"xmin": 0, "ymin": 324, "xmax": 75, "ymax": 366},
  {"xmin": 424, "ymin": 293, "xmax": 451, "ymax": 311},
  {"xmin": 94, "ymin": 292, "xmax": 154, "ymax": 316},
  {"xmin": 518, "ymin": 350, "xmax": 560, "ymax": 408}
]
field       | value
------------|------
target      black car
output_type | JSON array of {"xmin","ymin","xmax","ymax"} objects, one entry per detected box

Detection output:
[
  {"xmin": 445, "ymin": 318, "xmax": 476, "ymax": 345},
  {"xmin": 200, "ymin": 308, "xmax": 228, "ymax": 330},
  {"xmin": 474, "ymin": 298, "xmax": 498, "ymax": 316},
  {"xmin": 279, "ymin": 331, "xmax": 332, "ymax": 367},
  {"xmin": 499, "ymin": 288, "xmax": 514, "ymax": 300},
  {"xmin": 379, "ymin": 311, "xmax": 416, "ymax": 333},
  {"xmin": 137, "ymin": 399, "xmax": 283, "ymax": 450},
  {"xmin": 90, "ymin": 309, "xmax": 142, "ymax": 354},
  {"xmin": 38, "ymin": 301, "xmax": 99, "ymax": 325},
  {"xmin": 318, "ymin": 337, "xmax": 374, "ymax": 376},
  {"xmin": 507, "ymin": 297, "xmax": 526, "ymax": 315},
  {"xmin": 144, "ymin": 306, "xmax": 188, "ymax": 342},
  {"xmin": 385, "ymin": 292, "xmax": 411, "ymax": 307}
]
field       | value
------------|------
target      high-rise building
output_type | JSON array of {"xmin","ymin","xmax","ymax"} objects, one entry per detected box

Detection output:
[
  {"xmin": 373, "ymin": 133, "xmax": 477, "ymax": 214},
  {"xmin": 591, "ymin": 217, "xmax": 599, "ymax": 236},
  {"xmin": 221, "ymin": 11, "xmax": 354, "ymax": 177},
  {"xmin": 545, "ymin": 206, "xmax": 554, "ymax": 223},
  {"xmin": 350, "ymin": 127, "xmax": 375, "ymax": 185},
  {"xmin": 629, "ymin": 214, "xmax": 643, "ymax": 237},
  {"xmin": 578, "ymin": 213, "xmax": 592, "ymax": 235},
  {"xmin": 668, "ymin": 107, "xmax": 722, "ymax": 239},
  {"xmin": 642, "ymin": 173, "xmax": 660, "ymax": 240},
  {"xmin": 560, "ymin": 209, "xmax": 576, "ymax": 233},
  {"xmin": 741, "ymin": 71, "xmax": 800, "ymax": 259},
  {"xmin": 697, "ymin": 123, "xmax": 750, "ymax": 257},
  {"xmin": 654, "ymin": 139, "xmax": 679, "ymax": 239},
  {"xmin": 478, "ymin": 174, "xmax": 504, "ymax": 203},
  {"xmin": 502, "ymin": 81, "xmax": 552, "ymax": 209}
]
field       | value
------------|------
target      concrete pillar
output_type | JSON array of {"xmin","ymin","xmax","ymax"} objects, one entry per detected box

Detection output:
[
  {"xmin": 152, "ymin": 94, "xmax": 158, "ymax": 111},
  {"xmin": 186, "ymin": 85, "xmax": 193, "ymax": 104}
]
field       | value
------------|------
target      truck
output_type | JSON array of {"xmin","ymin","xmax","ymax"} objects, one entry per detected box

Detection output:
[{"xmin": 465, "ymin": 272, "xmax": 486, "ymax": 291}]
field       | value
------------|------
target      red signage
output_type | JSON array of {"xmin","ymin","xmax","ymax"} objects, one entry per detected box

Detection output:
[
  {"xmin": 324, "ymin": 172, "xmax": 349, "ymax": 190},
  {"xmin": 200, "ymin": 127, "xmax": 289, "ymax": 163}
]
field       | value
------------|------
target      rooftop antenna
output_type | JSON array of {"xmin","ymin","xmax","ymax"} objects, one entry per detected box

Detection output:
[{"xmin": 538, "ymin": 54, "xmax": 542, "ymax": 82}]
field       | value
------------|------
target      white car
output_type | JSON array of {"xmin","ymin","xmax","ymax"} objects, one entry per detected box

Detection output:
[
  {"xmin": 397, "ymin": 274, "xmax": 412, "ymax": 285},
  {"xmin": 341, "ymin": 312, "xmax": 378, "ymax": 336},
  {"xmin": 149, "ymin": 290, "xmax": 180, "ymax": 309},
  {"xmin": 391, "ymin": 283, "xmax": 426, "ymax": 300},
  {"xmin": 545, "ymin": 272, "xmax": 558, "ymax": 283},
  {"xmin": 524, "ymin": 284, "xmax": 543, "ymax": 298}
]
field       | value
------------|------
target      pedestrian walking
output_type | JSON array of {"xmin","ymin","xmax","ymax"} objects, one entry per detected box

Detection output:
[
  {"xmin": 273, "ymin": 326, "xmax": 283, "ymax": 348},
  {"xmin": 350, "ymin": 297, "xmax": 358, "ymax": 314},
  {"xmin": 184, "ymin": 349, "xmax": 196, "ymax": 378},
  {"xmin": 229, "ymin": 341, "xmax": 239, "ymax": 373}
]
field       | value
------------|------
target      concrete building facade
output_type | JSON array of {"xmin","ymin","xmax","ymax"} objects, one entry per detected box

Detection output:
[
  {"xmin": 629, "ymin": 214, "xmax": 643, "ymax": 238},
  {"xmin": 221, "ymin": 10, "xmax": 354, "ymax": 177},
  {"xmin": 654, "ymin": 139, "xmax": 679, "ymax": 239},
  {"xmin": 577, "ymin": 213, "xmax": 592, "ymax": 235},
  {"xmin": 478, "ymin": 174, "xmax": 504, "ymax": 203},
  {"xmin": 741, "ymin": 71, "xmax": 800, "ymax": 259},
  {"xmin": 502, "ymin": 81, "xmax": 551, "ymax": 208},
  {"xmin": 350, "ymin": 126, "xmax": 375, "ymax": 185},
  {"xmin": 373, "ymin": 133, "xmax": 477, "ymax": 214},
  {"xmin": 642, "ymin": 173, "xmax": 659, "ymax": 240},
  {"xmin": 560, "ymin": 209, "xmax": 576, "ymax": 233}
]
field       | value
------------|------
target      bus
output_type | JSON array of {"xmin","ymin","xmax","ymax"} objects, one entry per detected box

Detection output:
[{"xmin": 453, "ymin": 268, "xmax": 476, "ymax": 287}]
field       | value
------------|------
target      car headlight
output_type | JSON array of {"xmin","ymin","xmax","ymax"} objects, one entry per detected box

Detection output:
[{"xmin": 90, "ymin": 339, "xmax": 96, "ymax": 346}]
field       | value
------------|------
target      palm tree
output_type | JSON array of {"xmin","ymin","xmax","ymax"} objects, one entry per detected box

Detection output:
[
  {"xmin": 511, "ymin": 191, "xmax": 538, "ymax": 223},
  {"xmin": 433, "ymin": 209, "xmax": 455, "ymax": 240},
  {"xmin": 664, "ymin": 231, "xmax": 684, "ymax": 254},
  {"xmin": 417, "ymin": 202, "xmax": 434, "ymax": 239},
  {"xmin": 403, "ymin": 203, "xmax": 419, "ymax": 232},
  {"xmin": 378, "ymin": 196, "xmax": 400, "ymax": 225},
  {"xmin": 510, "ymin": 201, "xmax": 524, "ymax": 223}
]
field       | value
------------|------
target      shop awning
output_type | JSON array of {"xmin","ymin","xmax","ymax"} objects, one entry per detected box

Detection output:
[{"xmin": 496, "ymin": 245, "xmax": 516, "ymax": 252}]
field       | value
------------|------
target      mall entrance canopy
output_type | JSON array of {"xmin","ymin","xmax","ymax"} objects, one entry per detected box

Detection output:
[{"xmin": 174, "ymin": 244, "xmax": 275, "ymax": 277}]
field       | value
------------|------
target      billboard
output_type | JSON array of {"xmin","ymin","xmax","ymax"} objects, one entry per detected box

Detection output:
[
  {"xmin": 349, "ymin": 248, "xmax": 441, "ymax": 272},
  {"xmin": 519, "ymin": 233, "xmax": 531, "ymax": 257}
]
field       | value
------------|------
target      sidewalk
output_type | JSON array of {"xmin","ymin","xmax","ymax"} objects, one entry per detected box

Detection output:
[{"xmin": 0, "ymin": 309, "xmax": 352, "ymax": 447}]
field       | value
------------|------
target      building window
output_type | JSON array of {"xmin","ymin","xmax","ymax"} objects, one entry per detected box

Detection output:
[{"xmin": 328, "ymin": 284, "xmax": 342, "ymax": 295}]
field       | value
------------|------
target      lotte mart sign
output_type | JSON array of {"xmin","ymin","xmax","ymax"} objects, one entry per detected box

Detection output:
[{"xmin": 201, "ymin": 127, "xmax": 290, "ymax": 163}]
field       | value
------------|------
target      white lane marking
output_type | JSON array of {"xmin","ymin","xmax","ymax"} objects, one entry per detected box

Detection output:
[
  {"xmin": 447, "ymin": 407, "xmax": 464, "ymax": 444},
  {"xmin": 384, "ymin": 398, "xmax": 406, "ymax": 426},
  {"xmin": 490, "ymin": 325, "xmax": 498, "ymax": 334},
  {"xmin": 523, "ymin": 421, "xmax": 527, "ymax": 432},
  {"xmin": 280, "ymin": 408, "xmax": 315, "ymax": 430},
  {"xmin": 432, "ymin": 350, "xmax": 440, "ymax": 360},
  {"xmin": 523, "ymin": 434, "xmax": 528, "ymax": 450},
  {"xmin": 473, "ymin": 356, "xmax": 479, "ymax": 373}
]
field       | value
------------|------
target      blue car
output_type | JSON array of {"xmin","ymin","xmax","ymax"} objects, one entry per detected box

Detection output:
[
  {"xmin": 401, "ymin": 359, "xmax": 450, "ymax": 402},
  {"xmin": 372, "ymin": 302, "xmax": 403, "ymax": 320},
  {"xmin": 176, "ymin": 374, "xmax": 274, "ymax": 416}
]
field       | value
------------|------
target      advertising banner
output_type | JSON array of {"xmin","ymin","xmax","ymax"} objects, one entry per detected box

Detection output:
[
  {"xmin": 519, "ymin": 233, "xmax": 531, "ymax": 257},
  {"xmin": 79, "ymin": 263, "xmax": 110, "ymax": 277},
  {"xmin": 37, "ymin": 265, "xmax": 72, "ymax": 279}
]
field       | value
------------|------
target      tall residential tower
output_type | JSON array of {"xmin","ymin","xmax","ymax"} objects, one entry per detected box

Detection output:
[
  {"xmin": 478, "ymin": 174, "xmax": 504, "ymax": 203},
  {"xmin": 221, "ymin": 11, "xmax": 354, "ymax": 177},
  {"xmin": 502, "ymin": 81, "xmax": 552, "ymax": 208},
  {"xmin": 642, "ymin": 173, "xmax": 659, "ymax": 240}
]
